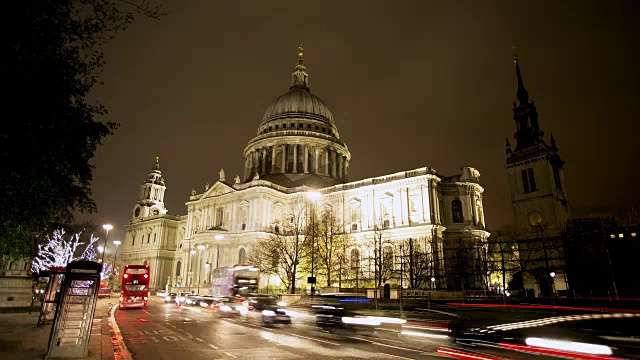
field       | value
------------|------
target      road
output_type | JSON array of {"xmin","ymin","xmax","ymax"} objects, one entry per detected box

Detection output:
[{"xmin": 114, "ymin": 297, "xmax": 452, "ymax": 360}]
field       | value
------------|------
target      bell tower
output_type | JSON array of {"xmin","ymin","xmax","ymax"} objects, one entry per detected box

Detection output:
[
  {"xmin": 132, "ymin": 157, "xmax": 168, "ymax": 221},
  {"xmin": 505, "ymin": 54, "xmax": 569, "ymax": 234}
]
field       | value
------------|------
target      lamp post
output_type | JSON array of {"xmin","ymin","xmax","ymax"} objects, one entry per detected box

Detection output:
[
  {"xmin": 113, "ymin": 240, "xmax": 121, "ymax": 264},
  {"xmin": 306, "ymin": 191, "xmax": 321, "ymax": 296},
  {"xmin": 188, "ymin": 249, "xmax": 196, "ymax": 292},
  {"xmin": 197, "ymin": 245, "xmax": 205, "ymax": 294},
  {"xmin": 97, "ymin": 246, "xmax": 104, "ymax": 262},
  {"xmin": 102, "ymin": 224, "xmax": 113, "ymax": 263},
  {"xmin": 215, "ymin": 235, "xmax": 224, "ymax": 268}
]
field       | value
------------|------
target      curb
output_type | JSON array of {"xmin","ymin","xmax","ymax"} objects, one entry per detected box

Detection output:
[{"xmin": 108, "ymin": 303, "xmax": 132, "ymax": 360}]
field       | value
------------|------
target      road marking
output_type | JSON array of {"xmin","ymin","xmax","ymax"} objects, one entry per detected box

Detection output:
[
  {"xmin": 289, "ymin": 333, "xmax": 341, "ymax": 346},
  {"xmin": 195, "ymin": 337, "xmax": 203, "ymax": 342},
  {"xmin": 143, "ymin": 310, "xmax": 150, "ymax": 315},
  {"xmin": 208, "ymin": 344, "xmax": 219, "ymax": 349},
  {"xmin": 348, "ymin": 336, "xmax": 421, "ymax": 353},
  {"xmin": 223, "ymin": 351, "xmax": 236, "ymax": 358},
  {"xmin": 377, "ymin": 354, "xmax": 413, "ymax": 360}
]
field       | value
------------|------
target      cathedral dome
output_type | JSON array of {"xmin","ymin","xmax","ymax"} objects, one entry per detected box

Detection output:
[
  {"xmin": 261, "ymin": 88, "xmax": 334, "ymax": 125},
  {"xmin": 243, "ymin": 46, "xmax": 351, "ymax": 188}
]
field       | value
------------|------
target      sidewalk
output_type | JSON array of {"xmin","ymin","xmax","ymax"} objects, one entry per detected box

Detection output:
[{"xmin": 0, "ymin": 297, "xmax": 117, "ymax": 360}]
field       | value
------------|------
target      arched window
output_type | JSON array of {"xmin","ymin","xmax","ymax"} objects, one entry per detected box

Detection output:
[
  {"xmin": 176, "ymin": 260, "xmax": 182, "ymax": 277},
  {"xmin": 452, "ymin": 200, "xmax": 463, "ymax": 223},
  {"xmin": 350, "ymin": 248, "xmax": 360, "ymax": 270},
  {"xmin": 238, "ymin": 248, "xmax": 246, "ymax": 264}
]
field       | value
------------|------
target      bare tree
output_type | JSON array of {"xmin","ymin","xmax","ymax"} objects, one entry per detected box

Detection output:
[
  {"xmin": 248, "ymin": 201, "xmax": 308, "ymax": 294},
  {"xmin": 363, "ymin": 217, "xmax": 393, "ymax": 308},
  {"xmin": 311, "ymin": 207, "xmax": 352, "ymax": 288},
  {"xmin": 398, "ymin": 237, "xmax": 432, "ymax": 289}
]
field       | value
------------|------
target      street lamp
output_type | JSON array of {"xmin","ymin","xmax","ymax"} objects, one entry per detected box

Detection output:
[
  {"xmin": 215, "ymin": 234, "xmax": 224, "ymax": 268},
  {"xmin": 102, "ymin": 224, "xmax": 113, "ymax": 263},
  {"xmin": 113, "ymin": 240, "xmax": 121, "ymax": 267},
  {"xmin": 97, "ymin": 246, "xmax": 104, "ymax": 262},
  {"xmin": 306, "ymin": 191, "xmax": 321, "ymax": 296},
  {"xmin": 197, "ymin": 245, "xmax": 205, "ymax": 294}
]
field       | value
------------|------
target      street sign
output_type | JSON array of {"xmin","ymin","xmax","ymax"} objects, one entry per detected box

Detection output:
[{"xmin": 307, "ymin": 276, "xmax": 316, "ymax": 284}]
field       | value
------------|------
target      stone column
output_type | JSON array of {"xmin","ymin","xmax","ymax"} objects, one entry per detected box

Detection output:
[
  {"xmin": 304, "ymin": 145, "xmax": 309, "ymax": 173},
  {"xmin": 281, "ymin": 145, "xmax": 286, "ymax": 173},
  {"xmin": 314, "ymin": 148, "xmax": 319, "ymax": 174},
  {"xmin": 324, "ymin": 149, "xmax": 329, "ymax": 176},
  {"xmin": 261, "ymin": 149, "xmax": 267, "ymax": 174},
  {"xmin": 338, "ymin": 155, "xmax": 343, "ymax": 180},
  {"xmin": 331, "ymin": 151, "xmax": 337, "ymax": 178},
  {"xmin": 293, "ymin": 144, "xmax": 298, "ymax": 173},
  {"xmin": 271, "ymin": 146, "xmax": 276, "ymax": 174}
]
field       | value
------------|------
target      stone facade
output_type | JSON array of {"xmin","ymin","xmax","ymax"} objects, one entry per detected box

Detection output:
[
  {"xmin": 0, "ymin": 256, "xmax": 33, "ymax": 308},
  {"xmin": 122, "ymin": 48, "xmax": 490, "ymax": 292}
]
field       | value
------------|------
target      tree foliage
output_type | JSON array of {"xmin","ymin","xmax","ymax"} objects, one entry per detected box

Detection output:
[{"xmin": 0, "ymin": 0, "xmax": 166, "ymax": 258}]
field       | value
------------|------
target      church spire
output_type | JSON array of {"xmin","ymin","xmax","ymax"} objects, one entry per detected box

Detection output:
[
  {"xmin": 514, "ymin": 50, "xmax": 529, "ymax": 105},
  {"xmin": 290, "ymin": 45, "xmax": 309, "ymax": 91}
]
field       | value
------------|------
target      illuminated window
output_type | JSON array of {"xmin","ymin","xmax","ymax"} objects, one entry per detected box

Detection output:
[
  {"xmin": 610, "ymin": 234, "xmax": 616, "ymax": 239},
  {"xmin": 215, "ymin": 207, "xmax": 224, "ymax": 227},
  {"xmin": 619, "ymin": 233, "xmax": 624, "ymax": 238},
  {"xmin": 452, "ymin": 200, "xmax": 463, "ymax": 223},
  {"xmin": 631, "ymin": 232, "xmax": 636, "ymax": 238}
]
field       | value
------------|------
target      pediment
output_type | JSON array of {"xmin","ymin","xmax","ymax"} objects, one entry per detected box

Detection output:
[{"xmin": 202, "ymin": 181, "xmax": 236, "ymax": 198}]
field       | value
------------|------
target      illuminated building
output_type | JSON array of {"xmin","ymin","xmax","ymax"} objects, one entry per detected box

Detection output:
[{"xmin": 122, "ymin": 48, "xmax": 489, "ymax": 292}]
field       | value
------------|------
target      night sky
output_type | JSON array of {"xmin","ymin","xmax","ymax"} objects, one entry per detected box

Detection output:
[{"xmin": 83, "ymin": 0, "xmax": 640, "ymax": 242}]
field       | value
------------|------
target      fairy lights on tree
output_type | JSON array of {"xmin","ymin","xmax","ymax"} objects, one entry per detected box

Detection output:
[{"xmin": 31, "ymin": 229, "xmax": 100, "ymax": 273}]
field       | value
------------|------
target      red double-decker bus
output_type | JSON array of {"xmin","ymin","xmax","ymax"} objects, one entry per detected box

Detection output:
[{"xmin": 119, "ymin": 264, "xmax": 150, "ymax": 309}]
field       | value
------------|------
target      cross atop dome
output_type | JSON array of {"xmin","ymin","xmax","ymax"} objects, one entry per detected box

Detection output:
[
  {"xmin": 291, "ymin": 45, "xmax": 309, "ymax": 90},
  {"xmin": 298, "ymin": 45, "xmax": 304, "ymax": 64}
]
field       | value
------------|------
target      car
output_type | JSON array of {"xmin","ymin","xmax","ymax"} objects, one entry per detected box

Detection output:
[
  {"xmin": 164, "ymin": 292, "xmax": 177, "ymax": 303},
  {"xmin": 315, "ymin": 307, "xmax": 376, "ymax": 335},
  {"xmin": 243, "ymin": 296, "xmax": 291, "ymax": 326},
  {"xmin": 175, "ymin": 292, "xmax": 192, "ymax": 305},
  {"xmin": 212, "ymin": 297, "xmax": 244, "ymax": 317}
]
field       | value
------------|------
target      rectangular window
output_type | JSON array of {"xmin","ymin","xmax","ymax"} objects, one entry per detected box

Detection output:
[
  {"xmin": 521, "ymin": 167, "xmax": 537, "ymax": 193},
  {"xmin": 216, "ymin": 207, "xmax": 224, "ymax": 227},
  {"xmin": 521, "ymin": 169, "xmax": 530, "ymax": 193},
  {"xmin": 553, "ymin": 167, "xmax": 562, "ymax": 190},
  {"xmin": 527, "ymin": 168, "xmax": 537, "ymax": 192}
]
